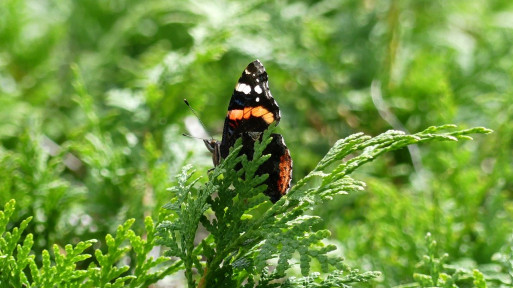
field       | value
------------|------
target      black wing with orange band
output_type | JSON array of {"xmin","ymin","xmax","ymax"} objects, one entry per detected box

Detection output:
[{"xmin": 219, "ymin": 60, "xmax": 281, "ymax": 158}]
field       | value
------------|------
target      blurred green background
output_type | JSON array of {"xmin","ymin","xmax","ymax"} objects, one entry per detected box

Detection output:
[{"xmin": 1, "ymin": 0, "xmax": 511, "ymax": 286}]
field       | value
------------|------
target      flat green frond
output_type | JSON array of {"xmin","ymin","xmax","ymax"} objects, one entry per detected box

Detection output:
[
  {"xmin": 0, "ymin": 199, "xmax": 17, "ymax": 236},
  {"xmin": 289, "ymin": 125, "xmax": 490, "ymax": 205},
  {"xmin": 0, "ymin": 121, "xmax": 490, "ymax": 287},
  {"xmin": 171, "ymin": 124, "xmax": 488, "ymax": 286},
  {"xmin": 282, "ymin": 270, "xmax": 382, "ymax": 287},
  {"xmin": 156, "ymin": 164, "xmax": 217, "ymax": 287}
]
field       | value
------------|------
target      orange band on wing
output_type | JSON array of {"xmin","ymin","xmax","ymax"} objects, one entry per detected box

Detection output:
[
  {"xmin": 278, "ymin": 152, "xmax": 293, "ymax": 195},
  {"xmin": 228, "ymin": 106, "xmax": 275, "ymax": 124},
  {"xmin": 228, "ymin": 109, "xmax": 244, "ymax": 121},
  {"xmin": 250, "ymin": 106, "xmax": 268, "ymax": 117},
  {"xmin": 260, "ymin": 112, "xmax": 274, "ymax": 124},
  {"xmin": 243, "ymin": 107, "xmax": 252, "ymax": 118}
]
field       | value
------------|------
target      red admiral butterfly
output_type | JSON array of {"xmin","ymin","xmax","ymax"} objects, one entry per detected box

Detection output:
[{"xmin": 204, "ymin": 60, "xmax": 293, "ymax": 203}]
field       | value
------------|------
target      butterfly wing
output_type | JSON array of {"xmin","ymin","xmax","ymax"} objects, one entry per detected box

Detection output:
[
  {"xmin": 219, "ymin": 60, "xmax": 281, "ymax": 158},
  {"xmin": 241, "ymin": 133, "xmax": 293, "ymax": 203}
]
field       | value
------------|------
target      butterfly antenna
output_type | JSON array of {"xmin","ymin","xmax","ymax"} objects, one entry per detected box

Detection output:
[
  {"xmin": 183, "ymin": 99, "xmax": 212, "ymax": 139},
  {"xmin": 182, "ymin": 133, "xmax": 206, "ymax": 140}
]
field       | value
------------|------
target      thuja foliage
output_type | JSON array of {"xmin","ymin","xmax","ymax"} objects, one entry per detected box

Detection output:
[
  {"xmin": 0, "ymin": 199, "xmax": 175, "ymax": 287},
  {"xmin": 156, "ymin": 124, "xmax": 491, "ymax": 287},
  {"xmin": 398, "ymin": 232, "xmax": 512, "ymax": 288},
  {"xmin": 0, "ymin": 124, "xmax": 490, "ymax": 287}
]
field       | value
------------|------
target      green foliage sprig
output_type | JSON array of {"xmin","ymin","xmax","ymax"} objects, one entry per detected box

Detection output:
[
  {"xmin": 0, "ymin": 125, "xmax": 492, "ymax": 287},
  {"xmin": 0, "ymin": 199, "xmax": 174, "ymax": 287},
  {"xmin": 402, "ymin": 232, "xmax": 511, "ymax": 288},
  {"xmin": 156, "ymin": 124, "xmax": 491, "ymax": 287}
]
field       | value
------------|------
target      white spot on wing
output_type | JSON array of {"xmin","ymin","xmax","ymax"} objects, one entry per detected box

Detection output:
[
  {"xmin": 256, "ymin": 97, "xmax": 260, "ymax": 102},
  {"xmin": 235, "ymin": 83, "xmax": 252, "ymax": 95},
  {"xmin": 243, "ymin": 84, "xmax": 251, "ymax": 94},
  {"xmin": 254, "ymin": 85, "xmax": 263, "ymax": 94}
]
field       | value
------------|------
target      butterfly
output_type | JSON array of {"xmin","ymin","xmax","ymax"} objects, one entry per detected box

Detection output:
[{"xmin": 203, "ymin": 60, "xmax": 292, "ymax": 203}]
